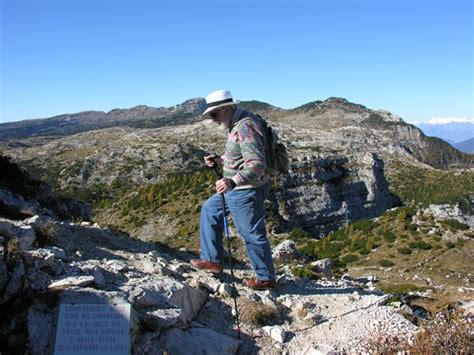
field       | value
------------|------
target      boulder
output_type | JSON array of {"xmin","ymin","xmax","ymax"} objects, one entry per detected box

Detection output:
[
  {"xmin": 310, "ymin": 258, "xmax": 332, "ymax": 278},
  {"xmin": 26, "ymin": 268, "xmax": 51, "ymax": 291},
  {"xmin": 217, "ymin": 282, "xmax": 235, "ymax": 298},
  {"xmin": 44, "ymin": 246, "xmax": 67, "ymax": 260},
  {"xmin": 0, "ymin": 188, "xmax": 40, "ymax": 218},
  {"xmin": 272, "ymin": 240, "xmax": 300, "ymax": 262},
  {"xmin": 1, "ymin": 259, "xmax": 26, "ymax": 304},
  {"xmin": 141, "ymin": 308, "xmax": 181, "ymax": 331},
  {"xmin": 123, "ymin": 276, "xmax": 207, "ymax": 327},
  {"xmin": 341, "ymin": 273, "xmax": 352, "ymax": 282},
  {"xmin": 263, "ymin": 325, "xmax": 286, "ymax": 343},
  {"xmin": 0, "ymin": 218, "xmax": 36, "ymax": 251},
  {"xmin": 22, "ymin": 249, "xmax": 55, "ymax": 269},
  {"xmin": 48, "ymin": 275, "xmax": 95, "ymax": 289}
]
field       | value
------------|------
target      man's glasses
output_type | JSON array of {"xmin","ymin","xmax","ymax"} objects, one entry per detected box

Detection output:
[{"xmin": 209, "ymin": 109, "xmax": 221, "ymax": 119}]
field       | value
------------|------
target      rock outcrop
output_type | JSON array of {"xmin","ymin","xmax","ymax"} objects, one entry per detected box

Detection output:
[
  {"xmin": 271, "ymin": 152, "xmax": 399, "ymax": 236},
  {"xmin": 0, "ymin": 156, "xmax": 91, "ymax": 221}
]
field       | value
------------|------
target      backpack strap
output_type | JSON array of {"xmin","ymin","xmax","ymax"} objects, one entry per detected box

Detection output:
[{"xmin": 252, "ymin": 114, "xmax": 277, "ymax": 174}]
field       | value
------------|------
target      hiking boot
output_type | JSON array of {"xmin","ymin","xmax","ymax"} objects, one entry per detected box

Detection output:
[
  {"xmin": 242, "ymin": 277, "xmax": 276, "ymax": 290},
  {"xmin": 190, "ymin": 259, "xmax": 223, "ymax": 274}
]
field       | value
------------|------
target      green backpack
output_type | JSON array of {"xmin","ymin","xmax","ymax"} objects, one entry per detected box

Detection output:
[{"xmin": 253, "ymin": 113, "xmax": 289, "ymax": 176}]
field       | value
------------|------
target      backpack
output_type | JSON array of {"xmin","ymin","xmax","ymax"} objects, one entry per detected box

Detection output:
[{"xmin": 253, "ymin": 113, "xmax": 289, "ymax": 176}]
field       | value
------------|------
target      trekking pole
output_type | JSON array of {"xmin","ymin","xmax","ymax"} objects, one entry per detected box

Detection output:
[{"xmin": 209, "ymin": 158, "xmax": 241, "ymax": 339}]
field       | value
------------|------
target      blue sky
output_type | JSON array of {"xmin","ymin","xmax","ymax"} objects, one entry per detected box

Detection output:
[{"xmin": 1, "ymin": 0, "xmax": 472, "ymax": 124}]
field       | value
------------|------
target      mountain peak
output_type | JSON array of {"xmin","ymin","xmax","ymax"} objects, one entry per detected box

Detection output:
[
  {"xmin": 325, "ymin": 96, "xmax": 349, "ymax": 104},
  {"xmin": 239, "ymin": 100, "xmax": 279, "ymax": 112},
  {"xmin": 292, "ymin": 97, "xmax": 367, "ymax": 112},
  {"xmin": 172, "ymin": 98, "xmax": 207, "ymax": 114}
]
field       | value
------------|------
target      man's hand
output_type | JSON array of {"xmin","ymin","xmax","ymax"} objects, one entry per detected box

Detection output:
[
  {"xmin": 204, "ymin": 154, "xmax": 223, "ymax": 168},
  {"xmin": 215, "ymin": 178, "xmax": 235, "ymax": 193}
]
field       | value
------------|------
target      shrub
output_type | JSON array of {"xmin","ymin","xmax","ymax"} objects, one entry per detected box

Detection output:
[
  {"xmin": 409, "ymin": 241, "xmax": 432, "ymax": 250},
  {"xmin": 383, "ymin": 231, "xmax": 396, "ymax": 242},
  {"xmin": 379, "ymin": 282, "xmax": 426, "ymax": 294},
  {"xmin": 407, "ymin": 223, "xmax": 418, "ymax": 233},
  {"xmin": 317, "ymin": 240, "xmax": 346, "ymax": 259},
  {"xmin": 378, "ymin": 259, "xmax": 395, "ymax": 267},
  {"xmin": 341, "ymin": 253, "xmax": 359, "ymax": 264},
  {"xmin": 441, "ymin": 218, "xmax": 470, "ymax": 231},
  {"xmin": 408, "ymin": 308, "xmax": 471, "ymax": 354},
  {"xmin": 292, "ymin": 266, "xmax": 317, "ymax": 279},
  {"xmin": 329, "ymin": 228, "xmax": 349, "ymax": 241},
  {"xmin": 289, "ymin": 227, "xmax": 311, "ymax": 241},
  {"xmin": 299, "ymin": 241, "xmax": 318, "ymax": 257},
  {"xmin": 349, "ymin": 238, "xmax": 367, "ymax": 252},
  {"xmin": 352, "ymin": 219, "xmax": 376, "ymax": 234},
  {"xmin": 397, "ymin": 247, "xmax": 412, "ymax": 255},
  {"xmin": 239, "ymin": 299, "xmax": 279, "ymax": 326}
]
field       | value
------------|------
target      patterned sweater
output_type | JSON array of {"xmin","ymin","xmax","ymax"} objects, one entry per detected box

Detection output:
[{"xmin": 222, "ymin": 107, "xmax": 270, "ymax": 189}]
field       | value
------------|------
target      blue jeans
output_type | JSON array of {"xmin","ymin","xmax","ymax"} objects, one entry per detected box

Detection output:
[{"xmin": 199, "ymin": 180, "xmax": 276, "ymax": 281}]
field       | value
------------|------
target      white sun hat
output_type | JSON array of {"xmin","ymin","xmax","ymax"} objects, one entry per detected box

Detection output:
[{"xmin": 202, "ymin": 89, "xmax": 240, "ymax": 116}]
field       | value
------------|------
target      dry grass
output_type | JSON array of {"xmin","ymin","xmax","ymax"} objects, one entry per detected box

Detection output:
[
  {"xmin": 357, "ymin": 321, "xmax": 412, "ymax": 354},
  {"xmin": 358, "ymin": 307, "xmax": 472, "ymax": 354},
  {"xmin": 409, "ymin": 308, "xmax": 472, "ymax": 354},
  {"xmin": 239, "ymin": 298, "xmax": 279, "ymax": 326},
  {"xmin": 408, "ymin": 292, "xmax": 452, "ymax": 315},
  {"xmin": 4, "ymin": 238, "xmax": 22, "ymax": 265}
]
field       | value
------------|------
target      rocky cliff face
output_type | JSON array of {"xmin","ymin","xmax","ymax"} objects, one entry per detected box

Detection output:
[{"xmin": 271, "ymin": 153, "xmax": 399, "ymax": 236}]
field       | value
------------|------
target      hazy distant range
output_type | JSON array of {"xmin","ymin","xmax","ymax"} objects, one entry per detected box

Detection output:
[{"xmin": 415, "ymin": 119, "xmax": 474, "ymax": 154}]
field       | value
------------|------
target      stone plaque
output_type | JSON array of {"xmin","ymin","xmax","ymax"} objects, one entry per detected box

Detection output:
[{"xmin": 54, "ymin": 303, "xmax": 131, "ymax": 354}]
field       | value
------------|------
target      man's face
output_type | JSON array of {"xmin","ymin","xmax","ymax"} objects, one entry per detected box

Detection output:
[{"xmin": 209, "ymin": 106, "xmax": 232, "ymax": 127}]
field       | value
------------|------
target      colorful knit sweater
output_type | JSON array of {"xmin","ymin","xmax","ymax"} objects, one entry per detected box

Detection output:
[{"xmin": 222, "ymin": 107, "xmax": 270, "ymax": 189}]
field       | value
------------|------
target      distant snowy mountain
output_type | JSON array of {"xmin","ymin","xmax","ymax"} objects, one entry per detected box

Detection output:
[{"xmin": 415, "ymin": 117, "xmax": 474, "ymax": 144}]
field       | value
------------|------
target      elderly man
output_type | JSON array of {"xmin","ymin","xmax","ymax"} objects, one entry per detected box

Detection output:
[{"xmin": 190, "ymin": 89, "xmax": 276, "ymax": 290}]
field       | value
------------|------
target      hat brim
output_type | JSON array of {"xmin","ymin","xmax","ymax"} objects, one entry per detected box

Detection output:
[{"xmin": 202, "ymin": 100, "xmax": 240, "ymax": 116}]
